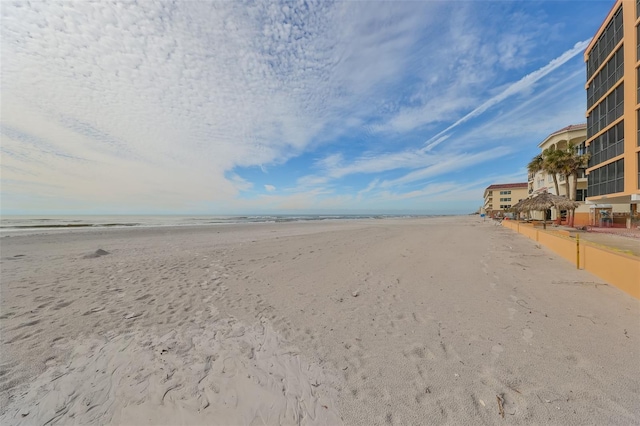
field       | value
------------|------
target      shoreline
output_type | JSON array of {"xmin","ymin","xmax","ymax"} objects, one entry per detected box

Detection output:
[
  {"xmin": 0, "ymin": 214, "xmax": 456, "ymax": 235},
  {"xmin": 1, "ymin": 216, "xmax": 638, "ymax": 424}
]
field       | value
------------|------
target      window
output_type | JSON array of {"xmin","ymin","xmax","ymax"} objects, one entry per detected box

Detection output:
[
  {"xmin": 588, "ymin": 121, "xmax": 624, "ymax": 167},
  {"xmin": 577, "ymin": 142, "xmax": 587, "ymax": 156},
  {"xmin": 576, "ymin": 189, "xmax": 587, "ymax": 201},
  {"xmin": 587, "ymin": 159, "xmax": 624, "ymax": 196},
  {"xmin": 637, "ymin": 66, "xmax": 640, "ymax": 103},
  {"xmin": 499, "ymin": 197, "xmax": 511, "ymax": 202},
  {"xmin": 587, "ymin": 7, "xmax": 623, "ymax": 80},
  {"xmin": 499, "ymin": 190, "xmax": 512, "ymax": 195},
  {"xmin": 638, "ymin": 25, "xmax": 640, "ymax": 60},
  {"xmin": 500, "ymin": 205, "xmax": 511, "ymax": 209},
  {"xmin": 587, "ymin": 83, "xmax": 624, "ymax": 138},
  {"xmin": 587, "ymin": 49, "xmax": 624, "ymax": 109}
]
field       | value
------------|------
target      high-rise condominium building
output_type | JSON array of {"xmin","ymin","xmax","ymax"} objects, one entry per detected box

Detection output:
[{"xmin": 585, "ymin": 0, "xmax": 640, "ymax": 222}]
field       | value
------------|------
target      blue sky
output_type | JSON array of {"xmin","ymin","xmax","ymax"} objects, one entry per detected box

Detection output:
[{"xmin": 1, "ymin": 0, "xmax": 613, "ymax": 215}]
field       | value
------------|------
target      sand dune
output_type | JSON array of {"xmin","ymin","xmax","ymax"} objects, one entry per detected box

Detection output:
[{"xmin": 1, "ymin": 216, "xmax": 638, "ymax": 424}]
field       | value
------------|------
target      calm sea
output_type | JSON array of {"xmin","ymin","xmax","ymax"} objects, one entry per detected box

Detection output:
[{"xmin": 0, "ymin": 214, "xmax": 418, "ymax": 232}]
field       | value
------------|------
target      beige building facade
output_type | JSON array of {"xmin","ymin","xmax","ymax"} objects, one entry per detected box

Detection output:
[
  {"xmin": 528, "ymin": 124, "xmax": 591, "ymax": 224},
  {"xmin": 483, "ymin": 183, "xmax": 528, "ymax": 218}
]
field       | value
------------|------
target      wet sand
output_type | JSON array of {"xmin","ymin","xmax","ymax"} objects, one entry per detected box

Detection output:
[{"xmin": 1, "ymin": 216, "xmax": 638, "ymax": 424}]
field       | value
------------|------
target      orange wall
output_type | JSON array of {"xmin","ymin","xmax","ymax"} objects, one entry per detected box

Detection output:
[
  {"xmin": 583, "ymin": 245, "xmax": 640, "ymax": 298},
  {"xmin": 537, "ymin": 231, "xmax": 578, "ymax": 263},
  {"xmin": 502, "ymin": 221, "xmax": 640, "ymax": 299},
  {"xmin": 518, "ymin": 224, "xmax": 539, "ymax": 241},
  {"xmin": 574, "ymin": 212, "xmax": 589, "ymax": 226}
]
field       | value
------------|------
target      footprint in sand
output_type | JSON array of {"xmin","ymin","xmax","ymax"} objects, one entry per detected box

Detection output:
[{"xmin": 480, "ymin": 260, "xmax": 489, "ymax": 275}]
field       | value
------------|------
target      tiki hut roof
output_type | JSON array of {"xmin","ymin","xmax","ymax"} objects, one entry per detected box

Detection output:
[{"xmin": 511, "ymin": 191, "xmax": 579, "ymax": 213}]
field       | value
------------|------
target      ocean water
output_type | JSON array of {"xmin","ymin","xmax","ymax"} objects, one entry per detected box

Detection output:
[{"xmin": 0, "ymin": 214, "xmax": 411, "ymax": 232}]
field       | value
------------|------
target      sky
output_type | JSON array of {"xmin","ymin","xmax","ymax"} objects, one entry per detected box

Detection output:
[{"xmin": 1, "ymin": 0, "xmax": 614, "ymax": 215}]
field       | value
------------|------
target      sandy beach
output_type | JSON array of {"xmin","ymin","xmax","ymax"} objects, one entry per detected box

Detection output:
[{"xmin": 1, "ymin": 216, "xmax": 638, "ymax": 425}]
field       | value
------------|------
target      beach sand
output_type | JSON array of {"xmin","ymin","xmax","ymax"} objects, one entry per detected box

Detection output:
[{"xmin": 1, "ymin": 216, "xmax": 638, "ymax": 424}]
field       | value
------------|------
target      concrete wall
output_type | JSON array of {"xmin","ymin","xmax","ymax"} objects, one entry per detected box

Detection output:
[{"xmin": 502, "ymin": 221, "xmax": 640, "ymax": 299}]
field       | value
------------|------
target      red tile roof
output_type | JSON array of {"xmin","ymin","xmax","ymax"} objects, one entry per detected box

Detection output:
[
  {"xmin": 548, "ymin": 123, "xmax": 586, "ymax": 137},
  {"xmin": 485, "ymin": 183, "xmax": 528, "ymax": 190}
]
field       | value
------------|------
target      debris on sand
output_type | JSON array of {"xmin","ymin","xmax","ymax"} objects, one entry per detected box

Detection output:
[
  {"xmin": 497, "ymin": 394, "xmax": 505, "ymax": 418},
  {"xmin": 83, "ymin": 249, "xmax": 110, "ymax": 259}
]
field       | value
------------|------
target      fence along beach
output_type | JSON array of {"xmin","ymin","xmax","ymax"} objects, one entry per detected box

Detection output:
[{"xmin": 1, "ymin": 215, "xmax": 638, "ymax": 424}]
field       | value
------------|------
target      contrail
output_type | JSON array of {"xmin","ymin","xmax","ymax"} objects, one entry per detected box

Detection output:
[{"xmin": 421, "ymin": 39, "xmax": 591, "ymax": 152}]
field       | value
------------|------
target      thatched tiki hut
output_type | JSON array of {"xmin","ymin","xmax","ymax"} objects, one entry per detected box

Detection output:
[{"xmin": 511, "ymin": 191, "xmax": 579, "ymax": 229}]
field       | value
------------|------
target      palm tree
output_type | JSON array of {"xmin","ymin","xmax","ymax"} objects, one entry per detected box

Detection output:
[
  {"xmin": 563, "ymin": 143, "xmax": 591, "ymax": 227},
  {"xmin": 527, "ymin": 154, "xmax": 545, "ymax": 220},
  {"xmin": 549, "ymin": 147, "xmax": 575, "ymax": 224},
  {"xmin": 527, "ymin": 154, "xmax": 544, "ymax": 177},
  {"xmin": 541, "ymin": 148, "xmax": 564, "ymax": 223},
  {"xmin": 529, "ymin": 144, "xmax": 591, "ymax": 227},
  {"xmin": 528, "ymin": 148, "xmax": 569, "ymax": 224}
]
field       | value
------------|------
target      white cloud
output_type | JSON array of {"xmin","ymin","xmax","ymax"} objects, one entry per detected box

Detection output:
[
  {"xmin": 358, "ymin": 179, "xmax": 379, "ymax": 196},
  {"xmin": 421, "ymin": 40, "xmax": 590, "ymax": 150},
  {"xmin": 0, "ymin": 1, "xmax": 592, "ymax": 214},
  {"xmin": 0, "ymin": 1, "xmax": 344, "ymax": 210},
  {"xmin": 379, "ymin": 147, "xmax": 512, "ymax": 189}
]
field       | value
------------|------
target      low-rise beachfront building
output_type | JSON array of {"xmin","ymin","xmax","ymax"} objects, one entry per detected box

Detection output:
[
  {"xmin": 527, "ymin": 124, "xmax": 592, "ymax": 224},
  {"xmin": 483, "ymin": 183, "xmax": 528, "ymax": 218},
  {"xmin": 584, "ymin": 0, "xmax": 640, "ymax": 228}
]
